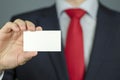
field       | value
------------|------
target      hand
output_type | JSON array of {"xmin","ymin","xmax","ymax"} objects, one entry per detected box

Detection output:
[{"xmin": 0, "ymin": 19, "xmax": 42, "ymax": 70}]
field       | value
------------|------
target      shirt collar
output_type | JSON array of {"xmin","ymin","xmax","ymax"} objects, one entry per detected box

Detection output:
[{"xmin": 55, "ymin": 0, "xmax": 99, "ymax": 19}]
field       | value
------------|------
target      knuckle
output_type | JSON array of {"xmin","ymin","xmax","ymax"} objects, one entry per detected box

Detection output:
[
  {"xmin": 14, "ymin": 18, "xmax": 23, "ymax": 22},
  {"xmin": 14, "ymin": 19, "xmax": 26, "ymax": 27},
  {"xmin": 25, "ymin": 20, "xmax": 35, "ymax": 27},
  {"xmin": 5, "ymin": 22, "xmax": 12, "ymax": 26}
]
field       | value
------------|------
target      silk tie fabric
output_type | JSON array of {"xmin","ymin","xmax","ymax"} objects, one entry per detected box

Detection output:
[{"xmin": 65, "ymin": 9, "xmax": 86, "ymax": 80}]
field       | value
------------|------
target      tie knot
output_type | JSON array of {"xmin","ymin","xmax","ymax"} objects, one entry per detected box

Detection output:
[{"xmin": 65, "ymin": 9, "xmax": 86, "ymax": 19}]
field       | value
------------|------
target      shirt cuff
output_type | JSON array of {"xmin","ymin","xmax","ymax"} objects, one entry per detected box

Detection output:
[{"xmin": 0, "ymin": 71, "xmax": 4, "ymax": 80}]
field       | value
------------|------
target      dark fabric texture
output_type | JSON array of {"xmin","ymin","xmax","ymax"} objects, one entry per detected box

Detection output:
[{"xmin": 2, "ymin": 3, "xmax": 120, "ymax": 80}]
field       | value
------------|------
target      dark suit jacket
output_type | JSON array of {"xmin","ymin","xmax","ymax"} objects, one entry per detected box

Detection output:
[{"xmin": 3, "ymin": 3, "xmax": 120, "ymax": 80}]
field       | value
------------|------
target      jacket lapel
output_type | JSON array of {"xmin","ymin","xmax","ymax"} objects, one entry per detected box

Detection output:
[
  {"xmin": 85, "ymin": 4, "xmax": 116, "ymax": 80},
  {"xmin": 36, "ymin": 5, "xmax": 60, "ymax": 30},
  {"xmin": 36, "ymin": 5, "xmax": 68, "ymax": 80}
]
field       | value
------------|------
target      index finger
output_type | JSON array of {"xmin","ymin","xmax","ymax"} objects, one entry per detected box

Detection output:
[{"xmin": 0, "ymin": 22, "xmax": 20, "ymax": 33}]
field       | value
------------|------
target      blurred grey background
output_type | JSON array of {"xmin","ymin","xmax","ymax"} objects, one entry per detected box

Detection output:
[{"xmin": 0, "ymin": 0, "xmax": 120, "ymax": 27}]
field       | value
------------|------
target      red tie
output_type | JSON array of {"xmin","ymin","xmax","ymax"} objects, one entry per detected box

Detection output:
[{"xmin": 65, "ymin": 9, "xmax": 86, "ymax": 80}]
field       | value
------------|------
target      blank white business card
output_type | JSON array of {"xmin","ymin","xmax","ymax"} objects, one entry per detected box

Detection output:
[{"xmin": 23, "ymin": 31, "xmax": 61, "ymax": 52}]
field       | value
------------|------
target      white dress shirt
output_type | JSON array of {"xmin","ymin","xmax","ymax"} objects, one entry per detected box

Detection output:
[{"xmin": 55, "ymin": 0, "xmax": 99, "ymax": 68}]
